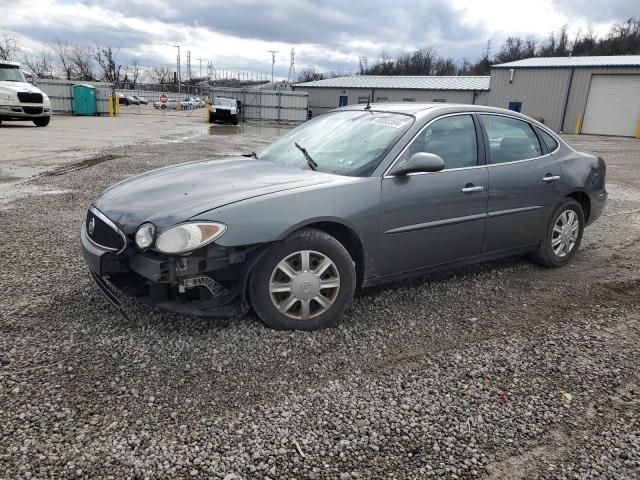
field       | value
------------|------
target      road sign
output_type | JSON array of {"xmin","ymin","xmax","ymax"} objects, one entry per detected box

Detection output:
[{"xmin": 160, "ymin": 94, "xmax": 168, "ymax": 103}]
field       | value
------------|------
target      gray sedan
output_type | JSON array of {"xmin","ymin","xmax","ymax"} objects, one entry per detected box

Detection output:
[{"xmin": 81, "ymin": 103, "xmax": 607, "ymax": 330}]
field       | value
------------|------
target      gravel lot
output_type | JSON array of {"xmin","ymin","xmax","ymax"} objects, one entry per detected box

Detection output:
[{"xmin": 1, "ymin": 121, "xmax": 639, "ymax": 479}]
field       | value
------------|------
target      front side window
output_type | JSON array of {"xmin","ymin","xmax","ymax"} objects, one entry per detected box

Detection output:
[
  {"xmin": 480, "ymin": 115, "xmax": 542, "ymax": 164},
  {"xmin": 259, "ymin": 110, "xmax": 414, "ymax": 177},
  {"xmin": 402, "ymin": 114, "xmax": 478, "ymax": 169}
]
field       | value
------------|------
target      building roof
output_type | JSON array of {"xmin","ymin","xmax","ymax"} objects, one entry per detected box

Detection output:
[
  {"xmin": 493, "ymin": 55, "xmax": 640, "ymax": 69},
  {"xmin": 294, "ymin": 75, "xmax": 490, "ymax": 91}
]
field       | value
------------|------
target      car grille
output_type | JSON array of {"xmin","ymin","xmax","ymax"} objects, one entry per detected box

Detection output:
[
  {"xmin": 17, "ymin": 92, "xmax": 43, "ymax": 103},
  {"xmin": 23, "ymin": 106, "xmax": 43, "ymax": 115},
  {"xmin": 86, "ymin": 209, "xmax": 126, "ymax": 252}
]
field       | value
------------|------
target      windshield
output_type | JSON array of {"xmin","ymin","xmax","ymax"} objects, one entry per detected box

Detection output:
[
  {"xmin": 0, "ymin": 65, "xmax": 27, "ymax": 82},
  {"xmin": 259, "ymin": 110, "xmax": 414, "ymax": 176},
  {"xmin": 214, "ymin": 98, "xmax": 237, "ymax": 107}
]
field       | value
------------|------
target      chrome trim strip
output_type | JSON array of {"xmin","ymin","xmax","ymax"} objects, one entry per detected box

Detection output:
[
  {"xmin": 487, "ymin": 205, "xmax": 543, "ymax": 218},
  {"xmin": 88, "ymin": 206, "xmax": 128, "ymax": 255},
  {"xmin": 384, "ymin": 213, "xmax": 487, "ymax": 234},
  {"xmin": 383, "ymin": 111, "xmax": 561, "ymax": 178}
]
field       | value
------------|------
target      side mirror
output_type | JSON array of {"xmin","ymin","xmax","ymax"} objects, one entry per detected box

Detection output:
[{"xmin": 389, "ymin": 152, "xmax": 445, "ymax": 176}]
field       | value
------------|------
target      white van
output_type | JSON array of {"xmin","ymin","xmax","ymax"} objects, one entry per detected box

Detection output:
[{"xmin": 0, "ymin": 61, "xmax": 51, "ymax": 127}]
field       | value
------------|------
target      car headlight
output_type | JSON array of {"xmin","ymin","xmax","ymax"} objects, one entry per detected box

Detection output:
[
  {"xmin": 155, "ymin": 222, "xmax": 226, "ymax": 254},
  {"xmin": 0, "ymin": 93, "xmax": 17, "ymax": 103},
  {"xmin": 230, "ymin": 108, "xmax": 237, "ymax": 114},
  {"xmin": 42, "ymin": 93, "xmax": 51, "ymax": 106},
  {"xmin": 135, "ymin": 222, "xmax": 156, "ymax": 249},
  {"xmin": 210, "ymin": 107, "xmax": 216, "ymax": 112}
]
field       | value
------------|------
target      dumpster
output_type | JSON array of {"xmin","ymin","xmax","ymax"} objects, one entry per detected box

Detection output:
[{"xmin": 72, "ymin": 84, "xmax": 97, "ymax": 116}]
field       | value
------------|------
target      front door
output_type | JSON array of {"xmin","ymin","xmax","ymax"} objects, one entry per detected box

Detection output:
[
  {"xmin": 339, "ymin": 95, "xmax": 348, "ymax": 107},
  {"xmin": 479, "ymin": 114, "xmax": 563, "ymax": 252},
  {"xmin": 378, "ymin": 114, "xmax": 488, "ymax": 276}
]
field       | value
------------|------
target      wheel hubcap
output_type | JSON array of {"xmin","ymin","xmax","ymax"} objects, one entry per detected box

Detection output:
[
  {"xmin": 269, "ymin": 250, "xmax": 340, "ymax": 320},
  {"xmin": 551, "ymin": 209, "xmax": 580, "ymax": 257}
]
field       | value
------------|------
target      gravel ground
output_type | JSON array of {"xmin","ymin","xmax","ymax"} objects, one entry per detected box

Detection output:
[{"xmin": 1, "ymin": 127, "xmax": 639, "ymax": 479}]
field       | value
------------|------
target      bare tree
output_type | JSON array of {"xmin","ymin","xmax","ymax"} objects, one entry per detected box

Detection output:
[
  {"xmin": 70, "ymin": 45, "xmax": 94, "ymax": 80},
  {"xmin": 52, "ymin": 38, "xmax": 74, "ymax": 80},
  {"xmin": 0, "ymin": 29, "xmax": 18, "ymax": 61},
  {"xmin": 148, "ymin": 66, "xmax": 172, "ymax": 84},
  {"xmin": 433, "ymin": 57, "xmax": 456, "ymax": 75},
  {"xmin": 22, "ymin": 48, "xmax": 54, "ymax": 78},
  {"xmin": 127, "ymin": 59, "xmax": 140, "ymax": 88},
  {"xmin": 94, "ymin": 45, "xmax": 122, "ymax": 84}
]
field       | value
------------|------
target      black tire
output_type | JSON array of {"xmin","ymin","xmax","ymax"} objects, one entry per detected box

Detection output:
[
  {"xmin": 33, "ymin": 116, "xmax": 50, "ymax": 127},
  {"xmin": 249, "ymin": 228, "xmax": 356, "ymax": 330},
  {"xmin": 531, "ymin": 198, "xmax": 584, "ymax": 268}
]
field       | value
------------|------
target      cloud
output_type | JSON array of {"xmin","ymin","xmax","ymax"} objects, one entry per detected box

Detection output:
[{"xmin": 2, "ymin": 0, "xmax": 636, "ymax": 79}]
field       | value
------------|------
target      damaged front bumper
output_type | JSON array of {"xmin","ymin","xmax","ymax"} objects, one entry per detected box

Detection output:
[{"xmin": 80, "ymin": 222, "xmax": 260, "ymax": 317}]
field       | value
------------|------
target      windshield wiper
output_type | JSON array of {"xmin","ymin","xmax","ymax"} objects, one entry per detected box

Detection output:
[
  {"xmin": 294, "ymin": 142, "xmax": 318, "ymax": 171},
  {"xmin": 242, "ymin": 152, "xmax": 259, "ymax": 159}
]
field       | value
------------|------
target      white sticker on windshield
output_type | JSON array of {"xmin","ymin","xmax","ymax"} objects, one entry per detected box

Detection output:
[{"xmin": 371, "ymin": 117, "xmax": 412, "ymax": 128}]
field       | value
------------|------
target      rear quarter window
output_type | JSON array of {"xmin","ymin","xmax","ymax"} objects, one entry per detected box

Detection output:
[{"xmin": 535, "ymin": 127, "xmax": 559, "ymax": 152}]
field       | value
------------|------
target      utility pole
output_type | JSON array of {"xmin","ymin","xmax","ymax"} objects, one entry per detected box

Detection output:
[
  {"xmin": 186, "ymin": 50, "xmax": 191, "ymax": 80},
  {"xmin": 196, "ymin": 58, "xmax": 203, "ymax": 79},
  {"xmin": 484, "ymin": 38, "xmax": 493, "ymax": 60},
  {"xmin": 173, "ymin": 45, "xmax": 181, "ymax": 94},
  {"xmin": 268, "ymin": 50, "xmax": 278, "ymax": 83}
]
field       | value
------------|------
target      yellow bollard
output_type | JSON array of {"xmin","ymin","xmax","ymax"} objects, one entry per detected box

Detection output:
[
  {"xmin": 108, "ymin": 96, "xmax": 113, "ymax": 117},
  {"xmin": 636, "ymin": 121, "xmax": 640, "ymax": 139},
  {"xmin": 115, "ymin": 97, "xmax": 120, "ymax": 116},
  {"xmin": 575, "ymin": 112, "xmax": 583, "ymax": 135}
]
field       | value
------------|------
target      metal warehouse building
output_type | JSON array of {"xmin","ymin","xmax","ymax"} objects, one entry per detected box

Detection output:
[
  {"xmin": 292, "ymin": 76, "xmax": 490, "ymax": 116},
  {"xmin": 294, "ymin": 55, "xmax": 640, "ymax": 137},
  {"xmin": 488, "ymin": 56, "xmax": 640, "ymax": 137}
]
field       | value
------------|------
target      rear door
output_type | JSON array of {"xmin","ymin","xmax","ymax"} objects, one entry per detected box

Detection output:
[
  {"xmin": 378, "ymin": 114, "xmax": 488, "ymax": 276},
  {"xmin": 479, "ymin": 114, "xmax": 563, "ymax": 253}
]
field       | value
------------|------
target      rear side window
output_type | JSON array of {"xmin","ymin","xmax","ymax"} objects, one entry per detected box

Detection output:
[
  {"xmin": 535, "ymin": 127, "xmax": 559, "ymax": 152},
  {"xmin": 480, "ymin": 115, "xmax": 542, "ymax": 164},
  {"xmin": 404, "ymin": 114, "xmax": 478, "ymax": 169}
]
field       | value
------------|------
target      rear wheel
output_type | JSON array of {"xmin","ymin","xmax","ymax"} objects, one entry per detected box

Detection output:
[
  {"xmin": 33, "ymin": 116, "xmax": 50, "ymax": 127},
  {"xmin": 249, "ymin": 228, "xmax": 356, "ymax": 330},
  {"xmin": 531, "ymin": 198, "xmax": 584, "ymax": 267}
]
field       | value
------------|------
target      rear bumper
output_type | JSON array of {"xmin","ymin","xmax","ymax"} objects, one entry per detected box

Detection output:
[{"xmin": 588, "ymin": 190, "xmax": 607, "ymax": 225}]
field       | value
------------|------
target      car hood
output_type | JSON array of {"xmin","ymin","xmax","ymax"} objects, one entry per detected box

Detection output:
[
  {"xmin": 94, "ymin": 157, "xmax": 343, "ymax": 232},
  {"xmin": 0, "ymin": 81, "xmax": 45, "ymax": 97}
]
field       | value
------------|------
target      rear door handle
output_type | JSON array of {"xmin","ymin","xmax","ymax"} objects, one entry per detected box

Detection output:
[
  {"xmin": 542, "ymin": 175, "xmax": 561, "ymax": 183},
  {"xmin": 461, "ymin": 185, "xmax": 484, "ymax": 193}
]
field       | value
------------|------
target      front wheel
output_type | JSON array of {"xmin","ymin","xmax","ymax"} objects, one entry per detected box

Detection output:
[
  {"xmin": 33, "ymin": 116, "xmax": 50, "ymax": 127},
  {"xmin": 249, "ymin": 228, "xmax": 356, "ymax": 330},
  {"xmin": 531, "ymin": 198, "xmax": 584, "ymax": 267}
]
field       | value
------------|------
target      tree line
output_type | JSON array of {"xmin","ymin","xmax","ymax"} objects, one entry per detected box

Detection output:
[
  {"xmin": 298, "ymin": 17, "xmax": 640, "ymax": 81},
  {"xmin": 0, "ymin": 31, "xmax": 179, "ymax": 88}
]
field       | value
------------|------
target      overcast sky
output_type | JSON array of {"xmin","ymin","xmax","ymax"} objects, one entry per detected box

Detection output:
[{"xmin": 2, "ymin": 0, "xmax": 637, "ymax": 79}]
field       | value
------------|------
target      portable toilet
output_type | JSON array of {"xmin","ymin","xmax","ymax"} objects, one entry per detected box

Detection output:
[{"xmin": 72, "ymin": 84, "xmax": 97, "ymax": 116}]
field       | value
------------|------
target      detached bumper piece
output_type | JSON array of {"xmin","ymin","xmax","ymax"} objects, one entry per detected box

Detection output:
[{"xmin": 89, "ymin": 270, "xmax": 130, "ymax": 320}]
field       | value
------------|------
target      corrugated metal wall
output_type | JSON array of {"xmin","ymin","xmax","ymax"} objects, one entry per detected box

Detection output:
[
  {"xmin": 207, "ymin": 87, "xmax": 308, "ymax": 122},
  {"xmin": 32, "ymin": 79, "xmax": 114, "ymax": 115},
  {"xmin": 296, "ymin": 87, "xmax": 487, "ymax": 116},
  {"xmin": 562, "ymin": 67, "xmax": 640, "ymax": 132},
  {"xmin": 486, "ymin": 68, "xmax": 571, "ymax": 131}
]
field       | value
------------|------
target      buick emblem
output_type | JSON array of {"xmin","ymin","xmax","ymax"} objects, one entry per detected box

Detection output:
[{"xmin": 88, "ymin": 218, "xmax": 95, "ymax": 235}]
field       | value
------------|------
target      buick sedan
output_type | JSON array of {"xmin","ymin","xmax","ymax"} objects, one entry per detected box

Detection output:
[{"xmin": 81, "ymin": 104, "xmax": 607, "ymax": 330}]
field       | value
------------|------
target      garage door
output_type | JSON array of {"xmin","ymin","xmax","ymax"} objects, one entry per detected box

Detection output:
[{"xmin": 582, "ymin": 75, "xmax": 640, "ymax": 137}]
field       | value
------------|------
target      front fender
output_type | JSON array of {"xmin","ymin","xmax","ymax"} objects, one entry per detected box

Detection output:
[{"xmin": 191, "ymin": 177, "xmax": 381, "ymax": 255}]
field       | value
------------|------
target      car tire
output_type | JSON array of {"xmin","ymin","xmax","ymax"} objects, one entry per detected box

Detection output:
[
  {"xmin": 249, "ymin": 228, "xmax": 356, "ymax": 331},
  {"xmin": 33, "ymin": 116, "xmax": 50, "ymax": 127},
  {"xmin": 531, "ymin": 197, "xmax": 584, "ymax": 268}
]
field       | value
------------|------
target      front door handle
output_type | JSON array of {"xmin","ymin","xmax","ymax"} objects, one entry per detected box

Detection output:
[
  {"xmin": 542, "ymin": 175, "xmax": 561, "ymax": 183},
  {"xmin": 461, "ymin": 185, "xmax": 485, "ymax": 193}
]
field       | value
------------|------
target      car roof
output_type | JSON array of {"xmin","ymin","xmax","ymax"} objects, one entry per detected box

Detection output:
[{"xmin": 337, "ymin": 102, "xmax": 549, "ymax": 125}]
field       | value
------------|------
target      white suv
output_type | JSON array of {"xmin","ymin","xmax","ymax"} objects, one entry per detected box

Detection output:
[{"xmin": 0, "ymin": 61, "xmax": 51, "ymax": 127}]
